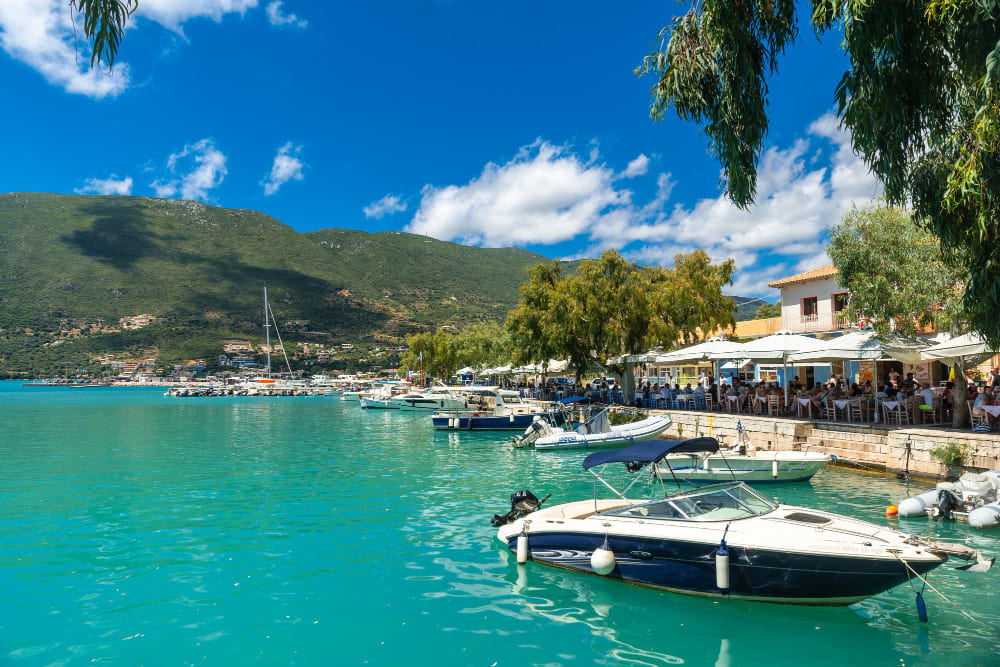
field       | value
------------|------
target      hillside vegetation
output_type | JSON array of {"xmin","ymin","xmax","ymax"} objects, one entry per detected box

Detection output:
[{"xmin": 0, "ymin": 193, "xmax": 761, "ymax": 375}]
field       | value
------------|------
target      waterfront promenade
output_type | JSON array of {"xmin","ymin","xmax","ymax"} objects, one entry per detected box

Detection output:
[{"xmin": 641, "ymin": 406, "xmax": 1000, "ymax": 479}]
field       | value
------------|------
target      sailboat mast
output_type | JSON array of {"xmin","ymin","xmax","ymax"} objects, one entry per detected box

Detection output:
[{"xmin": 264, "ymin": 285, "xmax": 272, "ymax": 378}]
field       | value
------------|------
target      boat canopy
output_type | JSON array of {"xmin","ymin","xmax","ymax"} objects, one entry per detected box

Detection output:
[
  {"xmin": 582, "ymin": 438, "xmax": 719, "ymax": 470},
  {"xmin": 557, "ymin": 395, "xmax": 589, "ymax": 405}
]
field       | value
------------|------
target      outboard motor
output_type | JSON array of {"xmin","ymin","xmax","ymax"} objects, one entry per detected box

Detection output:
[
  {"xmin": 934, "ymin": 489, "xmax": 960, "ymax": 520},
  {"xmin": 491, "ymin": 490, "xmax": 550, "ymax": 526}
]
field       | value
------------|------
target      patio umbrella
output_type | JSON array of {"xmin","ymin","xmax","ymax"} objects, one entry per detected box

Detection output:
[
  {"xmin": 655, "ymin": 339, "xmax": 746, "ymax": 365},
  {"xmin": 921, "ymin": 333, "xmax": 994, "ymax": 364},
  {"xmin": 707, "ymin": 332, "xmax": 827, "ymax": 404},
  {"xmin": 786, "ymin": 331, "xmax": 928, "ymax": 423},
  {"xmin": 786, "ymin": 331, "xmax": 928, "ymax": 364}
]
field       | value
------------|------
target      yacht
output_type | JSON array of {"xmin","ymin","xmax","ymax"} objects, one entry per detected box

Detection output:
[
  {"xmin": 390, "ymin": 384, "xmax": 470, "ymax": 412},
  {"xmin": 433, "ymin": 389, "xmax": 565, "ymax": 430},
  {"xmin": 493, "ymin": 438, "xmax": 991, "ymax": 605}
]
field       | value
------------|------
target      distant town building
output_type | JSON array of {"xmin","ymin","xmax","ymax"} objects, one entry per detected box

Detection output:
[{"xmin": 119, "ymin": 314, "xmax": 155, "ymax": 329}]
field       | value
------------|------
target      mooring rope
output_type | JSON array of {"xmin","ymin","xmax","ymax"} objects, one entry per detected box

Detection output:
[{"xmin": 891, "ymin": 552, "xmax": 1000, "ymax": 639}]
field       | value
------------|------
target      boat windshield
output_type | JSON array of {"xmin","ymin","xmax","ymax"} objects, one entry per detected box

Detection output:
[{"xmin": 601, "ymin": 482, "xmax": 777, "ymax": 522}]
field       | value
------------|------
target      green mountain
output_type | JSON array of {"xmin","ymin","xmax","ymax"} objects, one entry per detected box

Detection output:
[
  {"xmin": 0, "ymin": 192, "xmax": 764, "ymax": 376},
  {"xmin": 0, "ymin": 193, "xmax": 551, "ymax": 374}
]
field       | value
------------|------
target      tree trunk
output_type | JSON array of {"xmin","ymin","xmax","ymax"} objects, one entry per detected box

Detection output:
[
  {"xmin": 620, "ymin": 361, "xmax": 636, "ymax": 404},
  {"xmin": 952, "ymin": 357, "xmax": 969, "ymax": 429}
]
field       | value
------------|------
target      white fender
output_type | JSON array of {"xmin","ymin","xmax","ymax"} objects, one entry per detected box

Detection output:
[
  {"xmin": 968, "ymin": 502, "xmax": 1000, "ymax": 530},
  {"xmin": 591, "ymin": 539, "xmax": 616, "ymax": 575},
  {"xmin": 898, "ymin": 490, "xmax": 939, "ymax": 517},
  {"xmin": 516, "ymin": 530, "xmax": 529, "ymax": 564},
  {"xmin": 716, "ymin": 545, "xmax": 730, "ymax": 592}
]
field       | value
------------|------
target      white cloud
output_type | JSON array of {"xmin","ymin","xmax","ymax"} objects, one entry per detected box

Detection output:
[
  {"xmin": 75, "ymin": 175, "xmax": 133, "ymax": 195},
  {"xmin": 261, "ymin": 142, "xmax": 304, "ymax": 196},
  {"xmin": 0, "ymin": 0, "xmax": 131, "ymax": 98},
  {"xmin": 364, "ymin": 194, "xmax": 407, "ymax": 219},
  {"xmin": 133, "ymin": 0, "xmax": 259, "ymax": 32},
  {"xmin": 265, "ymin": 1, "xmax": 307, "ymax": 28},
  {"xmin": 621, "ymin": 154, "xmax": 649, "ymax": 178},
  {"xmin": 407, "ymin": 140, "xmax": 630, "ymax": 246},
  {"xmin": 0, "ymin": 1, "xmax": 259, "ymax": 98},
  {"xmin": 150, "ymin": 138, "xmax": 228, "ymax": 201},
  {"xmin": 405, "ymin": 114, "xmax": 881, "ymax": 296}
]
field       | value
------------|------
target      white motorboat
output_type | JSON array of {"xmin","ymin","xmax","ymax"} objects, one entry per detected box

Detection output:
[
  {"xmin": 360, "ymin": 383, "xmax": 401, "ymax": 409},
  {"xmin": 493, "ymin": 438, "xmax": 992, "ymax": 605},
  {"xmin": 897, "ymin": 470, "xmax": 1000, "ymax": 529},
  {"xmin": 390, "ymin": 384, "xmax": 470, "ymax": 412},
  {"xmin": 514, "ymin": 409, "xmax": 673, "ymax": 450},
  {"xmin": 656, "ymin": 429, "xmax": 830, "ymax": 483}
]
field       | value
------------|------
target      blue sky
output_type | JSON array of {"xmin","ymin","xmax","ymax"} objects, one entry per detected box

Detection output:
[{"xmin": 0, "ymin": 1, "xmax": 881, "ymax": 297}]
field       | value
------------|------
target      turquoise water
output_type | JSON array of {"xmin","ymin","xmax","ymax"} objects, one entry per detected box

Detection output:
[{"xmin": 0, "ymin": 382, "xmax": 997, "ymax": 666}]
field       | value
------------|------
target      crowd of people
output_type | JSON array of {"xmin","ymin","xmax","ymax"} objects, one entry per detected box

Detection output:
[{"xmin": 511, "ymin": 366, "xmax": 1000, "ymax": 429}]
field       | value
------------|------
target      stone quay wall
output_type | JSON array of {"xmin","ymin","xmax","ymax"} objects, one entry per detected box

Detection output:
[{"xmin": 639, "ymin": 409, "xmax": 1000, "ymax": 480}]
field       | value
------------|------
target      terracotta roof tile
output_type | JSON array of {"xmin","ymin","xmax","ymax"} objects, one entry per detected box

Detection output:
[{"xmin": 767, "ymin": 264, "xmax": 838, "ymax": 288}]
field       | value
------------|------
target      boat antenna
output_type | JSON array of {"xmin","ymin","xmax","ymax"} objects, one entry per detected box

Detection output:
[{"xmin": 264, "ymin": 284, "xmax": 271, "ymax": 378}]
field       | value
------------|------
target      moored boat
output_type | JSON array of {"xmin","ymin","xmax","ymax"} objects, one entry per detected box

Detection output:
[
  {"xmin": 655, "ymin": 429, "xmax": 830, "ymax": 483},
  {"xmin": 515, "ymin": 409, "xmax": 673, "ymax": 450},
  {"xmin": 433, "ymin": 389, "xmax": 565, "ymax": 430},
  {"xmin": 493, "ymin": 438, "xmax": 991, "ymax": 605},
  {"xmin": 897, "ymin": 470, "xmax": 1000, "ymax": 529}
]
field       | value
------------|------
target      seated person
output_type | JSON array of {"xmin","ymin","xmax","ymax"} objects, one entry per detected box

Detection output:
[{"xmin": 918, "ymin": 382, "xmax": 936, "ymax": 407}]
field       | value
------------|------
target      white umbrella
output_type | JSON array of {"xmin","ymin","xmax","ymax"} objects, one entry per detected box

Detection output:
[
  {"xmin": 707, "ymin": 332, "xmax": 827, "ymax": 404},
  {"xmin": 922, "ymin": 333, "xmax": 993, "ymax": 363},
  {"xmin": 785, "ymin": 331, "xmax": 928, "ymax": 423},
  {"xmin": 456, "ymin": 366, "xmax": 477, "ymax": 375},
  {"xmin": 787, "ymin": 331, "xmax": 928, "ymax": 364},
  {"xmin": 655, "ymin": 339, "xmax": 746, "ymax": 365}
]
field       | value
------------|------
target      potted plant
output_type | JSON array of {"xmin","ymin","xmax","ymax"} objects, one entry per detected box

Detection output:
[{"xmin": 930, "ymin": 441, "xmax": 975, "ymax": 479}]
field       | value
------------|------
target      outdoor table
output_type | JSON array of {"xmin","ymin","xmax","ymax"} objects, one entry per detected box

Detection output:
[
  {"xmin": 796, "ymin": 397, "xmax": 812, "ymax": 419},
  {"xmin": 833, "ymin": 399, "xmax": 853, "ymax": 422},
  {"xmin": 725, "ymin": 395, "xmax": 740, "ymax": 412},
  {"xmin": 982, "ymin": 405, "xmax": 1000, "ymax": 418},
  {"xmin": 676, "ymin": 393, "xmax": 693, "ymax": 409},
  {"xmin": 754, "ymin": 395, "xmax": 768, "ymax": 413}
]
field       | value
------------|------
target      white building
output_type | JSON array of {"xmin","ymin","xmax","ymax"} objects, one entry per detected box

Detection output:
[{"xmin": 767, "ymin": 264, "xmax": 851, "ymax": 336}]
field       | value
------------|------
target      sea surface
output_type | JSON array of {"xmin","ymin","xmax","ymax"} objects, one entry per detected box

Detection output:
[{"xmin": 0, "ymin": 382, "xmax": 997, "ymax": 666}]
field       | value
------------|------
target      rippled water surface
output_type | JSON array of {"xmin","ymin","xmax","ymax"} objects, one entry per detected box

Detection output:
[{"xmin": 1, "ymin": 382, "xmax": 997, "ymax": 665}]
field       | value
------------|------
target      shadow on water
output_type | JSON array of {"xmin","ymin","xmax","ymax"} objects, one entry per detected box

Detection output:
[{"xmin": 62, "ymin": 200, "xmax": 159, "ymax": 269}]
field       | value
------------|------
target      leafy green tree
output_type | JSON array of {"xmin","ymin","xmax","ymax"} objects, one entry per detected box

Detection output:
[
  {"xmin": 70, "ymin": 0, "xmax": 138, "ymax": 69},
  {"xmin": 507, "ymin": 248, "xmax": 735, "ymax": 393},
  {"xmin": 754, "ymin": 301, "xmax": 781, "ymax": 319},
  {"xmin": 451, "ymin": 321, "xmax": 511, "ymax": 370},
  {"xmin": 637, "ymin": 0, "xmax": 1000, "ymax": 346},
  {"xmin": 399, "ymin": 329, "xmax": 457, "ymax": 384},
  {"xmin": 828, "ymin": 204, "xmax": 970, "ymax": 426}
]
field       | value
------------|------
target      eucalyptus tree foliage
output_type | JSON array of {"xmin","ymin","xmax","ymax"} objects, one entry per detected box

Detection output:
[
  {"xmin": 70, "ymin": 0, "xmax": 138, "ymax": 69},
  {"xmin": 638, "ymin": 0, "xmax": 1000, "ymax": 346},
  {"xmin": 399, "ymin": 330, "xmax": 457, "ymax": 383},
  {"xmin": 506, "ymin": 249, "xmax": 735, "ymax": 382},
  {"xmin": 828, "ymin": 204, "xmax": 971, "ymax": 426},
  {"xmin": 828, "ymin": 205, "xmax": 962, "ymax": 337}
]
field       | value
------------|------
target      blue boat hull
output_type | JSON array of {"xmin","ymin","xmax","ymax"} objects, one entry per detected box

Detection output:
[
  {"xmin": 433, "ymin": 411, "xmax": 566, "ymax": 430},
  {"xmin": 504, "ymin": 532, "xmax": 940, "ymax": 604}
]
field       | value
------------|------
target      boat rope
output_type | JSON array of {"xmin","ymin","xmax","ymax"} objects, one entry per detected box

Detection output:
[{"xmin": 891, "ymin": 552, "xmax": 1000, "ymax": 639}]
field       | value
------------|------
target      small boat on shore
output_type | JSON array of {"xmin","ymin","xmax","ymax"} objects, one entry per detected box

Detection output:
[
  {"xmin": 493, "ymin": 438, "xmax": 992, "ymax": 605},
  {"xmin": 897, "ymin": 470, "xmax": 1000, "ymax": 529},
  {"xmin": 514, "ymin": 409, "xmax": 672, "ymax": 450}
]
